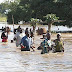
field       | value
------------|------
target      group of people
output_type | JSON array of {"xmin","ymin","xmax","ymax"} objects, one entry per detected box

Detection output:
[
  {"xmin": 39, "ymin": 32, "xmax": 64, "ymax": 54},
  {"xmin": 13, "ymin": 26, "xmax": 35, "ymax": 51},
  {"xmin": 1, "ymin": 25, "xmax": 64, "ymax": 54}
]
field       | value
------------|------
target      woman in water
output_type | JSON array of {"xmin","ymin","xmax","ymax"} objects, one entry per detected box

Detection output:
[{"xmin": 1, "ymin": 32, "xmax": 8, "ymax": 42}]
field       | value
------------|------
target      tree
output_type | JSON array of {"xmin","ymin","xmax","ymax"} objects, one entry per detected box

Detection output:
[
  {"xmin": 44, "ymin": 14, "xmax": 59, "ymax": 33},
  {"xmin": 30, "ymin": 18, "xmax": 42, "ymax": 32},
  {"xmin": 53, "ymin": 0, "xmax": 72, "ymax": 27},
  {"xmin": 6, "ymin": 1, "xmax": 20, "ymax": 24},
  {"xmin": 2, "ymin": 0, "xmax": 72, "ymax": 27}
]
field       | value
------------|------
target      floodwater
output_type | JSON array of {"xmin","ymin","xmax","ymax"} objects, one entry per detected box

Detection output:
[{"xmin": 0, "ymin": 23, "xmax": 72, "ymax": 72}]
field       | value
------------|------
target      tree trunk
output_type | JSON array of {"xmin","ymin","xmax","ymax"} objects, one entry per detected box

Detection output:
[
  {"xmin": 48, "ymin": 21, "xmax": 54, "ymax": 33},
  {"xmin": 33, "ymin": 23, "xmax": 36, "ymax": 32},
  {"xmin": 12, "ymin": 15, "xmax": 14, "ymax": 32},
  {"xmin": 33, "ymin": 25, "xmax": 35, "ymax": 32},
  {"xmin": 48, "ymin": 23, "xmax": 52, "ymax": 33}
]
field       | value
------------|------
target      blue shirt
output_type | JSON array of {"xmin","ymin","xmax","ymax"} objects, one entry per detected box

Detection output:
[{"xmin": 20, "ymin": 36, "xmax": 29, "ymax": 47}]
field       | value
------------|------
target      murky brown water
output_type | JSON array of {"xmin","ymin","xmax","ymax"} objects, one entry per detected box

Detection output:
[{"xmin": 0, "ymin": 24, "xmax": 72, "ymax": 72}]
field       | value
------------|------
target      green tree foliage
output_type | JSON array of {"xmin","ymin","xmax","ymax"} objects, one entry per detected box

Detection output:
[
  {"xmin": 0, "ymin": 2, "xmax": 9, "ymax": 17},
  {"xmin": 6, "ymin": 1, "xmax": 20, "ymax": 24},
  {"xmin": 52, "ymin": 0, "xmax": 72, "ymax": 27},
  {"xmin": 30, "ymin": 18, "xmax": 42, "ymax": 32},
  {"xmin": 44, "ymin": 14, "xmax": 59, "ymax": 32},
  {"xmin": 1, "ymin": 0, "xmax": 72, "ymax": 27}
]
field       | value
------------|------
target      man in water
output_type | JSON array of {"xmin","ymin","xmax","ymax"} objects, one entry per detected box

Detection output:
[
  {"xmin": 14, "ymin": 29, "xmax": 25, "ymax": 47},
  {"xmin": 53, "ymin": 33, "xmax": 64, "ymax": 53},
  {"xmin": 20, "ymin": 31, "xmax": 30, "ymax": 51}
]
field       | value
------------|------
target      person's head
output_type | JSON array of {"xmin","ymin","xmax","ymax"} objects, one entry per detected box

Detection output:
[
  {"xmin": 2, "ymin": 32, "xmax": 6, "ymax": 37},
  {"xmin": 46, "ymin": 33, "xmax": 51, "ymax": 40},
  {"xmin": 2, "ymin": 27, "xmax": 4, "ymax": 29},
  {"xmin": 26, "ymin": 28, "xmax": 28, "ymax": 30},
  {"xmin": 57, "ymin": 33, "xmax": 61, "ymax": 40}
]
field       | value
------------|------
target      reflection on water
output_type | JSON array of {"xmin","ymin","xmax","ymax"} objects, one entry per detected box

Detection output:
[{"xmin": 0, "ymin": 23, "xmax": 72, "ymax": 72}]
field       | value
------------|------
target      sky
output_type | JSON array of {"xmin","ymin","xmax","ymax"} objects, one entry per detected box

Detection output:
[
  {"xmin": 0, "ymin": 0, "xmax": 14, "ymax": 3},
  {"xmin": 0, "ymin": 0, "xmax": 6, "ymax": 3}
]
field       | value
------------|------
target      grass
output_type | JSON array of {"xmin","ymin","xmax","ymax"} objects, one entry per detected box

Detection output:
[{"xmin": 0, "ymin": 17, "xmax": 7, "ymax": 22}]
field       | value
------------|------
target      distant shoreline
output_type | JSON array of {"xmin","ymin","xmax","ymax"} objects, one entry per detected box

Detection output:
[{"xmin": 0, "ymin": 23, "xmax": 72, "ymax": 33}]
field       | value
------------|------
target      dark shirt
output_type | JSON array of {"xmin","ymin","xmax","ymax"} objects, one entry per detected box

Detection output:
[{"xmin": 1, "ymin": 32, "xmax": 7, "ymax": 39}]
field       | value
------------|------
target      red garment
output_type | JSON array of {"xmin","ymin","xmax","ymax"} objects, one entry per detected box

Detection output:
[
  {"xmin": 21, "ymin": 45, "xmax": 25, "ymax": 48},
  {"xmin": 2, "ymin": 37, "xmax": 8, "ymax": 42}
]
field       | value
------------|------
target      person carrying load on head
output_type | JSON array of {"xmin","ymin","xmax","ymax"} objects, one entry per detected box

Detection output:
[{"xmin": 53, "ymin": 33, "xmax": 64, "ymax": 53}]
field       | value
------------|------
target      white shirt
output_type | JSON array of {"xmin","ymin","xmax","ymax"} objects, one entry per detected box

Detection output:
[
  {"xmin": 47, "ymin": 40, "xmax": 51, "ymax": 47},
  {"xmin": 28, "ymin": 37, "xmax": 34, "ymax": 48},
  {"xmin": 14, "ymin": 32, "xmax": 25, "ymax": 47}
]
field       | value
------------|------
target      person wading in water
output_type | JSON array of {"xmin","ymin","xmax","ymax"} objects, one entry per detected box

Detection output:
[
  {"xmin": 53, "ymin": 33, "xmax": 64, "ymax": 53},
  {"xmin": 1, "ymin": 31, "xmax": 8, "ymax": 42}
]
